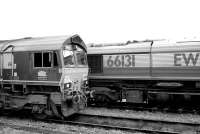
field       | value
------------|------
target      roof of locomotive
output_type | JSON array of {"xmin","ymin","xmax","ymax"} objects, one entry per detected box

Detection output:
[
  {"xmin": 87, "ymin": 39, "xmax": 200, "ymax": 54},
  {"xmin": 87, "ymin": 41, "xmax": 152, "ymax": 54},
  {"xmin": 0, "ymin": 40, "xmax": 8, "ymax": 43},
  {"xmin": 0, "ymin": 35, "xmax": 86, "ymax": 52}
]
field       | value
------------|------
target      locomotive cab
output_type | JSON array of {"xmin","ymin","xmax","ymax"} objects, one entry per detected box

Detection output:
[
  {"xmin": 60, "ymin": 37, "xmax": 88, "ymax": 117},
  {"xmin": 0, "ymin": 35, "xmax": 88, "ymax": 118}
]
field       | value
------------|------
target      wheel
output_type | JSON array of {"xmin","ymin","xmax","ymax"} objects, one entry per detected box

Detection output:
[
  {"xmin": 95, "ymin": 94, "xmax": 111, "ymax": 105},
  {"xmin": 33, "ymin": 113, "xmax": 48, "ymax": 120},
  {"xmin": 32, "ymin": 105, "xmax": 48, "ymax": 120}
]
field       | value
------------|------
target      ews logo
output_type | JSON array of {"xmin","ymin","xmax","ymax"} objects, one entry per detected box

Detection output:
[{"xmin": 174, "ymin": 53, "xmax": 200, "ymax": 66}]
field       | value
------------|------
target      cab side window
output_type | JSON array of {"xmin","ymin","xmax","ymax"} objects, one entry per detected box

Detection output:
[
  {"xmin": 43, "ymin": 52, "xmax": 52, "ymax": 67},
  {"xmin": 53, "ymin": 52, "xmax": 58, "ymax": 66},
  {"xmin": 34, "ymin": 51, "xmax": 58, "ymax": 68},
  {"xmin": 34, "ymin": 53, "xmax": 42, "ymax": 67}
]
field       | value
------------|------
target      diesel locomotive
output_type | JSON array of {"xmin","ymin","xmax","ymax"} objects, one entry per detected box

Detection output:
[
  {"xmin": 87, "ymin": 40, "xmax": 200, "ymax": 107},
  {"xmin": 0, "ymin": 35, "xmax": 88, "ymax": 118}
]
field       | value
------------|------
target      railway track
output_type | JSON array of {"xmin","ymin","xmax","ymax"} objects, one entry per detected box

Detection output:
[
  {"xmin": 88, "ymin": 102, "xmax": 200, "ymax": 114},
  {"xmin": 0, "ymin": 109, "xmax": 200, "ymax": 134},
  {"xmin": 43, "ymin": 113, "xmax": 200, "ymax": 134}
]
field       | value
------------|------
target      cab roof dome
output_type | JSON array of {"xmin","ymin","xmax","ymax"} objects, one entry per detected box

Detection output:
[{"xmin": 0, "ymin": 35, "xmax": 85, "ymax": 52}]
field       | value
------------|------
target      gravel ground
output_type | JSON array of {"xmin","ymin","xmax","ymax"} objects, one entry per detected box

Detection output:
[
  {"xmin": 1, "ymin": 107, "xmax": 198, "ymax": 134},
  {"xmin": 81, "ymin": 107, "xmax": 200, "ymax": 123},
  {"xmin": 0, "ymin": 117, "xmax": 144, "ymax": 134},
  {"xmin": 0, "ymin": 126, "xmax": 39, "ymax": 134},
  {"xmin": 0, "ymin": 127, "xmax": 37, "ymax": 134}
]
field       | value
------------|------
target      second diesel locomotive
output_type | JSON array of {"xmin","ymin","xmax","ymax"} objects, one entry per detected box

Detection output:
[
  {"xmin": 87, "ymin": 40, "xmax": 200, "ymax": 107},
  {"xmin": 0, "ymin": 35, "xmax": 88, "ymax": 118}
]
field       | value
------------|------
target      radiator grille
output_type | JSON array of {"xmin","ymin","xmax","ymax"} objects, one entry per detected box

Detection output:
[{"xmin": 88, "ymin": 54, "xmax": 102, "ymax": 74}]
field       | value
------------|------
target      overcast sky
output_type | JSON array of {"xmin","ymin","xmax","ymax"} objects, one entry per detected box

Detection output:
[{"xmin": 0, "ymin": 0, "xmax": 199, "ymax": 43}]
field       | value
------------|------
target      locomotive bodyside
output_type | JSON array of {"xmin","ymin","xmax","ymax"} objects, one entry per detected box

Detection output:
[
  {"xmin": 87, "ymin": 40, "xmax": 200, "ymax": 105},
  {"xmin": 0, "ymin": 35, "xmax": 88, "ymax": 118},
  {"xmin": 152, "ymin": 41, "xmax": 200, "ymax": 79}
]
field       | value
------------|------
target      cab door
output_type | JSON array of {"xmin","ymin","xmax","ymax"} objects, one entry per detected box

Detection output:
[
  {"xmin": 2, "ymin": 49, "xmax": 15, "ymax": 80},
  {"xmin": 1, "ymin": 46, "xmax": 16, "ymax": 93}
]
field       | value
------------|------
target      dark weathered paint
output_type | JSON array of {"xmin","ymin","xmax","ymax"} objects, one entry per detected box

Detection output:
[{"xmin": 2, "ymin": 51, "xmax": 62, "ymax": 83}]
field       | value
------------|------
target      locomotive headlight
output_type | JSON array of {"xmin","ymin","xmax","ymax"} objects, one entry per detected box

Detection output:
[
  {"xmin": 83, "ymin": 80, "xmax": 88, "ymax": 87},
  {"xmin": 63, "ymin": 76, "xmax": 73, "ymax": 90},
  {"xmin": 64, "ymin": 83, "xmax": 72, "ymax": 89},
  {"xmin": 82, "ymin": 74, "xmax": 88, "ymax": 88},
  {"xmin": 84, "ymin": 80, "xmax": 88, "ymax": 86}
]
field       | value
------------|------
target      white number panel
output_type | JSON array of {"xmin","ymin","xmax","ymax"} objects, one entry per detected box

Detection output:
[{"xmin": 103, "ymin": 54, "xmax": 149, "ymax": 68}]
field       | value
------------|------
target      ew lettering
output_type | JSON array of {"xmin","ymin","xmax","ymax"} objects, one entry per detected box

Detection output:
[{"xmin": 174, "ymin": 53, "xmax": 200, "ymax": 66}]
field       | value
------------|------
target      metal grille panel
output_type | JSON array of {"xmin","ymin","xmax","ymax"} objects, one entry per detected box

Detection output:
[{"xmin": 88, "ymin": 55, "xmax": 102, "ymax": 74}]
